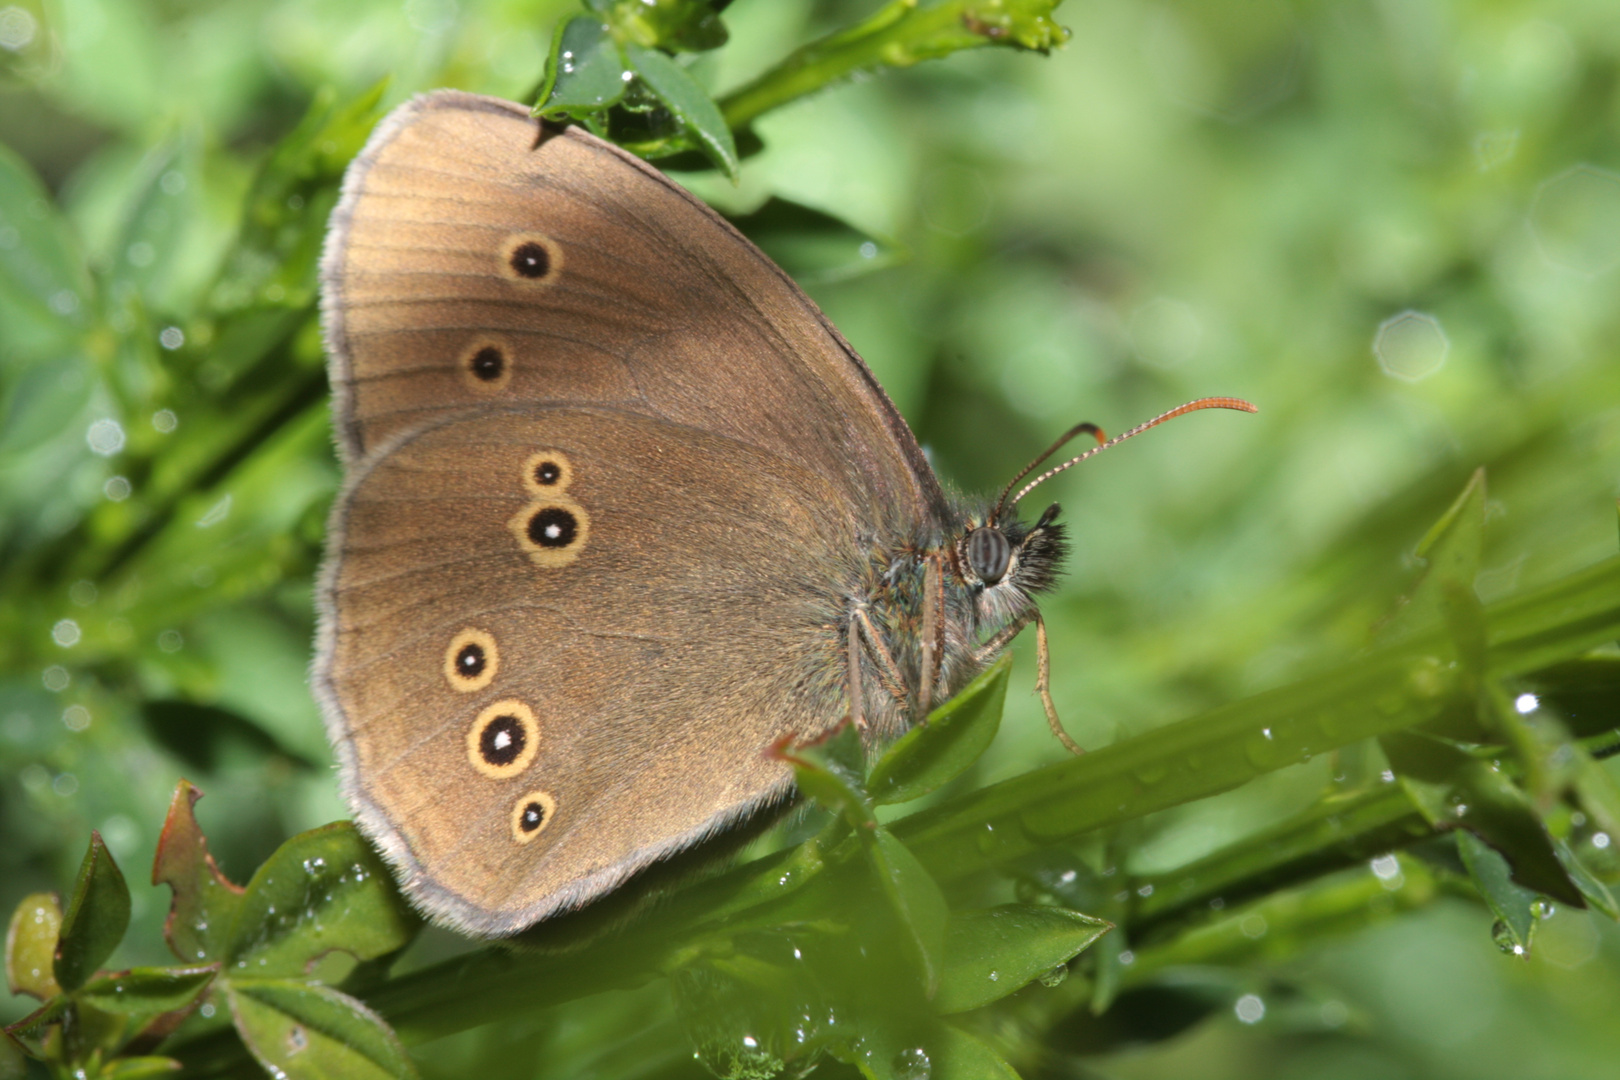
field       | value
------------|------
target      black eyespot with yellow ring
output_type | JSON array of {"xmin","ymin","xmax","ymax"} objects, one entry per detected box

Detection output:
[
  {"xmin": 466, "ymin": 700, "xmax": 540, "ymax": 779},
  {"xmin": 511, "ymin": 790, "xmax": 557, "ymax": 843}
]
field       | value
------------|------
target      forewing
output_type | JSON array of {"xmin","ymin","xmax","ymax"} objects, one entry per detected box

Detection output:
[{"xmin": 321, "ymin": 90, "xmax": 947, "ymax": 527}]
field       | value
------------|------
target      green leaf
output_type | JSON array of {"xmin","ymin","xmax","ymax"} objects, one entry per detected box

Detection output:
[
  {"xmin": 222, "ymin": 822, "xmax": 417, "ymax": 978},
  {"xmin": 98, "ymin": 1057, "xmax": 182, "ymax": 1079},
  {"xmin": 608, "ymin": 0, "xmax": 729, "ymax": 52},
  {"xmin": 5, "ymin": 892, "xmax": 63, "ymax": 1000},
  {"xmin": 934, "ymin": 904, "xmax": 1109, "ymax": 1014},
  {"xmin": 152, "ymin": 781, "xmax": 244, "ymax": 964},
  {"xmin": 103, "ymin": 136, "xmax": 201, "ymax": 311},
  {"xmin": 1572, "ymin": 745, "xmax": 1620, "ymax": 839},
  {"xmin": 0, "ymin": 142, "xmax": 93, "ymax": 347},
  {"xmin": 1383, "ymin": 731, "xmax": 1583, "ymax": 906},
  {"xmin": 868, "ymin": 828, "xmax": 950, "ymax": 997},
  {"xmin": 227, "ymin": 978, "xmax": 418, "ymax": 1080},
  {"xmin": 4, "ymin": 996, "xmax": 70, "ymax": 1053},
  {"xmin": 1456, "ymin": 829, "xmax": 1540, "ymax": 957},
  {"xmin": 1394, "ymin": 467, "xmax": 1487, "ymax": 641},
  {"xmin": 76, "ymin": 965, "xmax": 215, "ymax": 1016},
  {"xmin": 1088, "ymin": 831, "xmax": 1131, "ymax": 1015},
  {"xmin": 210, "ymin": 82, "xmax": 385, "ymax": 320},
  {"xmin": 1131, "ymin": 785, "xmax": 1430, "ymax": 928},
  {"xmin": 1484, "ymin": 685, "xmax": 1576, "ymax": 811},
  {"xmin": 840, "ymin": 1014, "xmax": 1023, "ymax": 1080},
  {"xmin": 537, "ymin": 17, "xmax": 630, "ymax": 119},
  {"xmin": 869, "ymin": 656, "xmax": 1009, "ymax": 806},
  {"xmin": 55, "ymin": 833, "xmax": 131, "ymax": 992},
  {"xmin": 0, "ymin": 355, "xmax": 94, "ymax": 457},
  {"xmin": 927, "ymin": 1023, "xmax": 1022, "ymax": 1080},
  {"xmin": 727, "ymin": 198, "xmax": 903, "ymax": 285},
  {"xmin": 779, "ymin": 723, "xmax": 873, "ymax": 827},
  {"xmin": 624, "ymin": 44, "xmax": 739, "ymax": 178},
  {"xmin": 0, "ymin": 1030, "xmax": 27, "ymax": 1080},
  {"xmin": 1551, "ymin": 838, "xmax": 1619, "ymax": 919}
]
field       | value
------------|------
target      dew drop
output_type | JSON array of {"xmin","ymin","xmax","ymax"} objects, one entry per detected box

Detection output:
[
  {"xmin": 1491, "ymin": 919, "xmax": 1527, "ymax": 956},
  {"xmin": 892, "ymin": 1046, "xmax": 932, "ymax": 1080},
  {"xmin": 1134, "ymin": 762, "xmax": 1169, "ymax": 785}
]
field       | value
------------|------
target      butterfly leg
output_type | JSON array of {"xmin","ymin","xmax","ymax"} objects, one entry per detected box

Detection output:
[
  {"xmin": 1035, "ymin": 610, "xmax": 1084, "ymax": 756},
  {"xmin": 850, "ymin": 604, "xmax": 910, "ymax": 715},
  {"xmin": 846, "ymin": 614, "xmax": 866, "ymax": 731},
  {"xmin": 973, "ymin": 609, "xmax": 1032, "ymax": 663},
  {"xmin": 974, "ymin": 608, "xmax": 1085, "ymax": 756},
  {"xmin": 916, "ymin": 552, "xmax": 946, "ymax": 721}
]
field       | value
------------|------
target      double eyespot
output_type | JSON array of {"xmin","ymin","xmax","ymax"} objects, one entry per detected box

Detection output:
[{"xmin": 509, "ymin": 450, "xmax": 589, "ymax": 567}]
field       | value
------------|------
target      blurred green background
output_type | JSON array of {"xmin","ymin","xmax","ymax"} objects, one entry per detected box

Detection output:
[{"xmin": 3, "ymin": 0, "xmax": 1620, "ymax": 1077}]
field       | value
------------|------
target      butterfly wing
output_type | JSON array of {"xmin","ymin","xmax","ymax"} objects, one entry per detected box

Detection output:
[
  {"xmin": 321, "ymin": 89, "xmax": 947, "ymax": 526},
  {"xmin": 317, "ymin": 406, "xmax": 856, "ymax": 933},
  {"xmin": 318, "ymin": 92, "xmax": 956, "ymax": 933}
]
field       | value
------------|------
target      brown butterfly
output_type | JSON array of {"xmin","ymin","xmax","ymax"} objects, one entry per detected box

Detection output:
[{"xmin": 314, "ymin": 90, "xmax": 1254, "ymax": 935}]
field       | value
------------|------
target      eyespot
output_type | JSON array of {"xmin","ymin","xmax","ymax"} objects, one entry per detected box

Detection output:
[
  {"xmin": 510, "ymin": 790, "xmax": 557, "ymax": 843},
  {"xmin": 522, "ymin": 451, "xmax": 573, "ymax": 494},
  {"xmin": 509, "ymin": 497, "xmax": 590, "ymax": 568},
  {"xmin": 466, "ymin": 700, "xmax": 540, "ymax": 779},
  {"xmin": 443, "ymin": 628, "xmax": 498, "ymax": 692},
  {"xmin": 459, "ymin": 339, "xmax": 512, "ymax": 391},
  {"xmin": 528, "ymin": 507, "xmax": 576, "ymax": 548},
  {"xmin": 500, "ymin": 233, "xmax": 563, "ymax": 285}
]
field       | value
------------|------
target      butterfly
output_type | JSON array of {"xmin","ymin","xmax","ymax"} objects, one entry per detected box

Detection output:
[{"xmin": 314, "ymin": 90, "xmax": 1254, "ymax": 935}]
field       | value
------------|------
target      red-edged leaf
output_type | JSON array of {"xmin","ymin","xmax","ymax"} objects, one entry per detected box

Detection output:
[{"xmin": 152, "ymin": 781, "xmax": 243, "ymax": 964}]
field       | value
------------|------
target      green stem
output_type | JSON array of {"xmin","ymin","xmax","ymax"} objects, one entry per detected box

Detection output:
[
  {"xmin": 1128, "ymin": 785, "xmax": 1431, "ymax": 939},
  {"xmin": 717, "ymin": 0, "xmax": 1067, "ymax": 132},
  {"xmin": 1124, "ymin": 856, "xmax": 1442, "ymax": 985}
]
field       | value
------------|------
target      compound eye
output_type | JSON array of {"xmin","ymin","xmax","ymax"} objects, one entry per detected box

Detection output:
[{"xmin": 965, "ymin": 526, "xmax": 1012, "ymax": 585}]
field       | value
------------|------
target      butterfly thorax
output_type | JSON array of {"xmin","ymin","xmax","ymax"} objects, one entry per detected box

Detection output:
[{"xmin": 849, "ymin": 500, "xmax": 1068, "ymax": 740}]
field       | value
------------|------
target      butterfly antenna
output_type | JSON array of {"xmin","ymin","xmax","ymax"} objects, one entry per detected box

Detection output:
[
  {"xmin": 1005, "ymin": 397, "xmax": 1258, "ymax": 512},
  {"xmin": 991, "ymin": 421, "xmax": 1108, "ymax": 525}
]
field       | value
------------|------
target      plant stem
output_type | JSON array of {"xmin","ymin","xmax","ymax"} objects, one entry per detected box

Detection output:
[
  {"xmin": 717, "ymin": 0, "xmax": 1067, "ymax": 132},
  {"xmin": 1127, "ymin": 785, "xmax": 1430, "ymax": 939}
]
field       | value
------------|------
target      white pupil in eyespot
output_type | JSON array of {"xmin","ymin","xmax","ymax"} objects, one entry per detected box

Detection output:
[
  {"xmin": 493, "ymin": 730, "xmax": 511, "ymax": 750},
  {"xmin": 545, "ymin": 524, "xmax": 561, "ymax": 538}
]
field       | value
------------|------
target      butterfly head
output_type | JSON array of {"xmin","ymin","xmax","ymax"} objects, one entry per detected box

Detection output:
[
  {"xmin": 959, "ymin": 397, "xmax": 1261, "ymax": 597},
  {"xmin": 955, "ymin": 503, "xmax": 1067, "ymax": 596}
]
